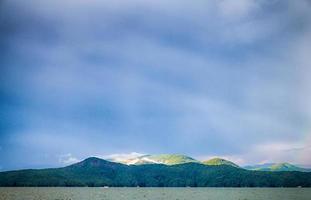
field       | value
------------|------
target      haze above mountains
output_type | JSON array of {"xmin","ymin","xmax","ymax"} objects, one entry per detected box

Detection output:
[{"xmin": 107, "ymin": 154, "xmax": 311, "ymax": 172}]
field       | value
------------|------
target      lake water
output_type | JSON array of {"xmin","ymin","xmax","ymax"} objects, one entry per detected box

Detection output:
[{"xmin": 0, "ymin": 187, "xmax": 310, "ymax": 200}]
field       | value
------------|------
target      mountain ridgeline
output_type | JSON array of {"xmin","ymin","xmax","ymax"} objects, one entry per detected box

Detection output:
[
  {"xmin": 109, "ymin": 154, "xmax": 199, "ymax": 165},
  {"xmin": 202, "ymin": 158, "xmax": 240, "ymax": 168},
  {"xmin": 1, "ymin": 156, "xmax": 311, "ymax": 187},
  {"xmin": 109, "ymin": 154, "xmax": 310, "ymax": 172},
  {"xmin": 244, "ymin": 163, "xmax": 311, "ymax": 172}
]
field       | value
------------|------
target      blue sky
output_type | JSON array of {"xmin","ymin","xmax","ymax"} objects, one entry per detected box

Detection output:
[{"xmin": 1, "ymin": 0, "xmax": 311, "ymax": 171}]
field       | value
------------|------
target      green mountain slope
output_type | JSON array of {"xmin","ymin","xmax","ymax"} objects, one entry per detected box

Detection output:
[
  {"xmin": 203, "ymin": 158, "xmax": 239, "ymax": 168},
  {"xmin": 244, "ymin": 163, "xmax": 311, "ymax": 172},
  {"xmin": 110, "ymin": 154, "xmax": 199, "ymax": 165},
  {"xmin": 1, "ymin": 157, "xmax": 311, "ymax": 187},
  {"xmin": 143, "ymin": 154, "xmax": 199, "ymax": 165}
]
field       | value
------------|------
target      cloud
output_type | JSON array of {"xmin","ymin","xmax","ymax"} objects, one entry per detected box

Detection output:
[
  {"xmin": 104, "ymin": 152, "xmax": 145, "ymax": 162},
  {"xmin": 218, "ymin": 0, "xmax": 260, "ymax": 20},
  {"xmin": 58, "ymin": 153, "xmax": 80, "ymax": 165},
  {"xmin": 230, "ymin": 139, "xmax": 311, "ymax": 165},
  {"xmin": 1, "ymin": 0, "xmax": 311, "ymax": 170},
  {"xmin": 198, "ymin": 138, "xmax": 311, "ymax": 166}
]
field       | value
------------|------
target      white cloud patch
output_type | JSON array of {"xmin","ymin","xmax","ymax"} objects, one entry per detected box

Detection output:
[
  {"xmin": 104, "ymin": 152, "xmax": 145, "ymax": 162},
  {"xmin": 58, "ymin": 153, "xmax": 80, "ymax": 165}
]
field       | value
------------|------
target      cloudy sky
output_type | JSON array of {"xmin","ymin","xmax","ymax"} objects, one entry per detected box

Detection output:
[{"xmin": 1, "ymin": 0, "xmax": 311, "ymax": 171}]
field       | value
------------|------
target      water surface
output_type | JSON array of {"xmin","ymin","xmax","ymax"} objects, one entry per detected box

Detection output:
[{"xmin": 0, "ymin": 187, "xmax": 310, "ymax": 200}]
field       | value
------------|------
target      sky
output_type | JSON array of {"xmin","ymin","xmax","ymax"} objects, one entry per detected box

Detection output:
[{"xmin": 1, "ymin": 0, "xmax": 311, "ymax": 171}]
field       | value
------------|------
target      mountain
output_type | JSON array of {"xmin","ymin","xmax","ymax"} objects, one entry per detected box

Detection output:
[
  {"xmin": 244, "ymin": 163, "xmax": 311, "ymax": 172},
  {"xmin": 109, "ymin": 154, "xmax": 199, "ymax": 165},
  {"xmin": 138, "ymin": 154, "xmax": 199, "ymax": 165},
  {"xmin": 203, "ymin": 158, "xmax": 239, "ymax": 168},
  {"xmin": 108, "ymin": 154, "xmax": 309, "ymax": 173},
  {"xmin": 244, "ymin": 163, "xmax": 275, "ymax": 170},
  {"xmin": 1, "ymin": 157, "xmax": 311, "ymax": 187}
]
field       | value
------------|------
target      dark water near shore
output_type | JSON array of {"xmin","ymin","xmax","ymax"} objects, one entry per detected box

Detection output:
[{"xmin": 0, "ymin": 187, "xmax": 310, "ymax": 200}]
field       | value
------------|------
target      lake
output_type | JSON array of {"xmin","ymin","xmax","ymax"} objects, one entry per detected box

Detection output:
[{"xmin": 0, "ymin": 187, "xmax": 310, "ymax": 200}]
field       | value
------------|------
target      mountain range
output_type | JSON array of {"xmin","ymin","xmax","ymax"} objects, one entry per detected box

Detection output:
[
  {"xmin": 108, "ymin": 154, "xmax": 310, "ymax": 172},
  {"xmin": 244, "ymin": 163, "xmax": 311, "ymax": 172},
  {"xmin": 1, "ymin": 154, "xmax": 311, "ymax": 187},
  {"xmin": 108, "ymin": 154, "xmax": 199, "ymax": 165}
]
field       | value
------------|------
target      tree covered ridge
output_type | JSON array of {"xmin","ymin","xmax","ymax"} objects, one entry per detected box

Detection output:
[{"xmin": 0, "ymin": 157, "xmax": 311, "ymax": 187}]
